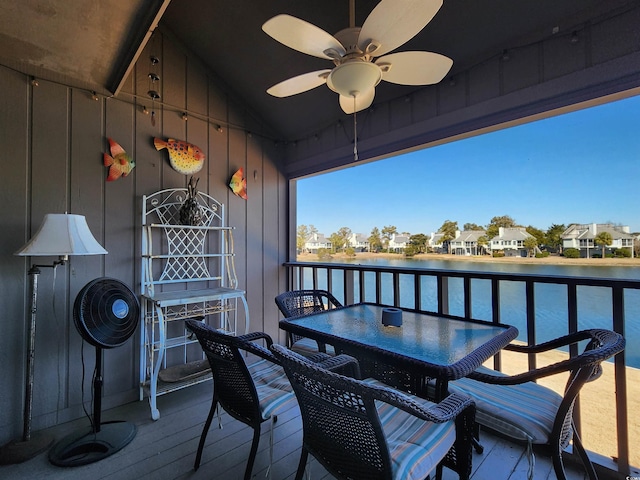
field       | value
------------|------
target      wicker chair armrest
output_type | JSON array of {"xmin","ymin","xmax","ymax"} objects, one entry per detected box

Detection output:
[
  {"xmin": 475, "ymin": 329, "xmax": 624, "ymax": 385},
  {"xmin": 237, "ymin": 334, "xmax": 280, "ymax": 363},
  {"xmin": 304, "ymin": 352, "xmax": 334, "ymax": 363},
  {"xmin": 238, "ymin": 331, "xmax": 273, "ymax": 347},
  {"xmin": 468, "ymin": 353, "xmax": 596, "ymax": 383},
  {"xmin": 467, "ymin": 368, "xmax": 545, "ymax": 385},
  {"xmin": 469, "ymin": 357, "xmax": 601, "ymax": 385},
  {"xmin": 504, "ymin": 330, "xmax": 593, "ymax": 354},
  {"xmin": 316, "ymin": 353, "xmax": 362, "ymax": 378},
  {"xmin": 368, "ymin": 382, "xmax": 474, "ymax": 423}
]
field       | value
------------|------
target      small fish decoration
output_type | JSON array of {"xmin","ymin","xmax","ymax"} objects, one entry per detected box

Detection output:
[
  {"xmin": 229, "ymin": 168, "xmax": 247, "ymax": 200},
  {"xmin": 154, "ymin": 137, "xmax": 205, "ymax": 175},
  {"xmin": 103, "ymin": 138, "xmax": 135, "ymax": 181}
]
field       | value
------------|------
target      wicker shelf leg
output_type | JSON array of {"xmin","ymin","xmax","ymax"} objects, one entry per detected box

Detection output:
[{"xmin": 147, "ymin": 304, "xmax": 166, "ymax": 421}]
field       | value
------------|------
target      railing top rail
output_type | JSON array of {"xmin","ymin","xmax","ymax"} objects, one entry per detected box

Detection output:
[{"xmin": 284, "ymin": 261, "xmax": 640, "ymax": 289}]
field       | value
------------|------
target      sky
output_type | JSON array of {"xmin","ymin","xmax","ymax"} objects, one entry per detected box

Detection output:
[{"xmin": 297, "ymin": 94, "xmax": 640, "ymax": 237}]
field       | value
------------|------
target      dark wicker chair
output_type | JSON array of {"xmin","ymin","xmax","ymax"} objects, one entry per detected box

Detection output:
[
  {"xmin": 271, "ymin": 344, "xmax": 476, "ymax": 480},
  {"xmin": 448, "ymin": 329, "xmax": 625, "ymax": 480},
  {"xmin": 184, "ymin": 320, "xmax": 295, "ymax": 480},
  {"xmin": 275, "ymin": 289, "xmax": 343, "ymax": 355}
]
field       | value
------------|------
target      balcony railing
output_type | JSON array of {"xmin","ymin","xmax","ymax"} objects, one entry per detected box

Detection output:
[{"xmin": 284, "ymin": 260, "xmax": 637, "ymax": 478}]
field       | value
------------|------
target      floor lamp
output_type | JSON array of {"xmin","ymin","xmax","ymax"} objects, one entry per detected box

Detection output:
[{"xmin": 0, "ymin": 214, "xmax": 107, "ymax": 464}]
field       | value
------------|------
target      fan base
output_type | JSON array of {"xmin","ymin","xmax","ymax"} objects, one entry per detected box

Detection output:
[
  {"xmin": 48, "ymin": 421, "xmax": 136, "ymax": 467},
  {"xmin": 0, "ymin": 431, "xmax": 54, "ymax": 464}
]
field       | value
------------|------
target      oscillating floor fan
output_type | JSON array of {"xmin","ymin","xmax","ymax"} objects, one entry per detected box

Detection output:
[{"xmin": 49, "ymin": 278, "xmax": 139, "ymax": 467}]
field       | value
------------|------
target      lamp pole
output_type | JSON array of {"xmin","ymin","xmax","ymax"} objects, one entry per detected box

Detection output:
[
  {"xmin": 23, "ymin": 265, "xmax": 41, "ymax": 443},
  {"xmin": 22, "ymin": 261, "xmax": 63, "ymax": 441},
  {"xmin": 0, "ymin": 262, "xmax": 64, "ymax": 464}
]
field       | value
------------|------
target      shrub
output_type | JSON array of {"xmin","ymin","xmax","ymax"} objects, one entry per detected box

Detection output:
[
  {"xmin": 492, "ymin": 250, "xmax": 505, "ymax": 258},
  {"xmin": 317, "ymin": 248, "xmax": 332, "ymax": 260},
  {"xmin": 614, "ymin": 248, "xmax": 632, "ymax": 258},
  {"xmin": 404, "ymin": 245, "xmax": 419, "ymax": 257},
  {"xmin": 563, "ymin": 248, "xmax": 580, "ymax": 258},
  {"xmin": 344, "ymin": 247, "xmax": 356, "ymax": 257},
  {"xmin": 535, "ymin": 251, "xmax": 550, "ymax": 258}
]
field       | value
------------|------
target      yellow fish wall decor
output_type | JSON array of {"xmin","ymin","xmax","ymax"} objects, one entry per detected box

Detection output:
[
  {"xmin": 103, "ymin": 138, "xmax": 135, "ymax": 181},
  {"xmin": 154, "ymin": 137, "xmax": 205, "ymax": 175},
  {"xmin": 229, "ymin": 168, "xmax": 247, "ymax": 200}
]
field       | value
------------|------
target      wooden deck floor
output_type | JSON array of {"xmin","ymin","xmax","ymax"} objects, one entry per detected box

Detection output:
[{"xmin": 1, "ymin": 379, "xmax": 591, "ymax": 480}]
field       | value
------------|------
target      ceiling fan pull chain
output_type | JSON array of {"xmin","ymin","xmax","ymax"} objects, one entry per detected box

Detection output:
[{"xmin": 353, "ymin": 95, "xmax": 358, "ymax": 161}]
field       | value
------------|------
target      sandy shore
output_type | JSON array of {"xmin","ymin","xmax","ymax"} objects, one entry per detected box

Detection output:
[{"xmin": 298, "ymin": 251, "xmax": 640, "ymax": 268}]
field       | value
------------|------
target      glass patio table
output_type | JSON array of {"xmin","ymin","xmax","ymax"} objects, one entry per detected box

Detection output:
[{"xmin": 279, "ymin": 302, "xmax": 519, "ymax": 400}]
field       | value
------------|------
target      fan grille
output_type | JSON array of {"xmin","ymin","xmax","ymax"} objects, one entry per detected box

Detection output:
[{"xmin": 73, "ymin": 278, "xmax": 139, "ymax": 349}]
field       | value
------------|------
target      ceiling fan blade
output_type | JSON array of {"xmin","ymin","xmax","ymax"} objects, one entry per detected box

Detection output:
[
  {"xmin": 262, "ymin": 14, "xmax": 346, "ymax": 60},
  {"xmin": 339, "ymin": 89, "xmax": 375, "ymax": 114},
  {"xmin": 377, "ymin": 51, "xmax": 452, "ymax": 85},
  {"xmin": 267, "ymin": 70, "xmax": 332, "ymax": 97},
  {"xmin": 358, "ymin": 0, "xmax": 443, "ymax": 57}
]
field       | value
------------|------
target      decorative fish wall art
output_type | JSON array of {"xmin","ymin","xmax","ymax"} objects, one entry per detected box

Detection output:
[
  {"xmin": 103, "ymin": 138, "xmax": 135, "ymax": 181},
  {"xmin": 229, "ymin": 168, "xmax": 247, "ymax": 200},
  {"xmin": 154, "ymin": 137, "xmax": 205, "ymax": 175}
]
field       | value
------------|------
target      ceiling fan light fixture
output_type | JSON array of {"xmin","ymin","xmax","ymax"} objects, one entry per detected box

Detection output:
[{"xmin": 326, "ymin": 61, "xmax": 381, "ymax": 97}]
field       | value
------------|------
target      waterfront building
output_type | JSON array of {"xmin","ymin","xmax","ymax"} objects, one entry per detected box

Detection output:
[
  {"xmin": 348, "ymin": 233, "xmax": 370, "ymax": 252},
  {"xmin": 429, "ymin": 232, "xmax": 447, "ymax": 253},
  {"xmin": 388, "ymin": 233, "xmax": 410, "ymax": 253},
  {"xmin": 450, "ymin": 230, "xmax": 487, "ymax": 256},
  {"xmin": 562, "ymin": 223, "xmax": 635, "ymax": 258},
  {"xmin": 489, "ymin": 227, "xmax": 535, "ymax": 257},
  {"xmin": 304, "ymin": 233, "xmax": 332, "ymax": 253}
]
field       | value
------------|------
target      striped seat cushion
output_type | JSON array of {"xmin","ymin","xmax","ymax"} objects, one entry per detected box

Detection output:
[
  {"xmin": 364, "ymin": 378, "xmax": 456, "ymax": 480},
  {"xmin": 248, "ymin": 358, "xmax": 295, "ymax": 419},
  {"xmin": 291, "ymin": 337, "xmax": 336, "ymax": 356},
  {"xmin": 449, "ymin": 366, "xmax": 563, "ymax": 444}
]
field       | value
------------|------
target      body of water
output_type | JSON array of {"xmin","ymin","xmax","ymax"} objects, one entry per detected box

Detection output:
[{"xmin": 301, "ymin": 257, "xmax": 640, "ymax": 368}]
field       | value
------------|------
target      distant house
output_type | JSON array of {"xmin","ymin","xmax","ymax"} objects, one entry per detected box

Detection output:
[
  {"xmin": 429, "ymin": 232, "xmax": 448, "ymax": 253},
  {"xmin": 388, "ymin": 233, "xmax": 410, "ymax": 253},
  {"xmin": 562, "ymin": 223, "xmax": 634, "ymax": 258},
  {"xmin": 348, "ymin": 233, "xmax": 370, "ymax": 252},
  {"xmin": 304, "ymin": 232, "xmax": 332, "ymax": 253},
  {"xmin": 450, "ymin": 230, "xmax": 487, "ymax": 256},
  {"xmin": 489, "ymin": 227, "xmax": 535, "ymax": 257}
]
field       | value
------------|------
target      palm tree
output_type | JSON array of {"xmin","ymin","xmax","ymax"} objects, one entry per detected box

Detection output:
[
  {"xmin": 524, "ymin": 236, "xmax": 538, "ymax": 257},
  {"xmin": 477, "ymin": 235, "xmax": 489, "ymax": 255},
  {"xmin": 595, "ymin": 231, "xmax": 613, "ymax": 259},
  {"xmin": 381, "ymin": 225, "xmax": 397, "ymax": 253}
]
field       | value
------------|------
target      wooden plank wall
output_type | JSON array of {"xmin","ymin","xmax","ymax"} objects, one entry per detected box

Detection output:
[{"xmin": 0, "ymin": 28, "xmax": 288, "ymax": 442}]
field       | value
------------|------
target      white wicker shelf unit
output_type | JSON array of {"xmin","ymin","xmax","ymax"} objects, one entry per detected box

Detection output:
[{"xmin": 139, "ymin": 187, "xmax": 248, "ymax": 420}]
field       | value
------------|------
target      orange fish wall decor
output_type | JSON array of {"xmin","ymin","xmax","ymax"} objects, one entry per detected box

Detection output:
[
  {"xmin": 154, "ymin": 137, "xmax": 205, "ymax": 175},
  {"xmin": 103, "ymin": 138, "xmax": 135, "ymax": 181},
  {"xmin": 229, "ymin": 168, "xmax": 247, "ymax": 200}
]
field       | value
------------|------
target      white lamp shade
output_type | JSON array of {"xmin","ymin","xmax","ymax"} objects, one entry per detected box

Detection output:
[{"xmin": 15, "ymin": 214, "xmax": 108, "ymax": 257}]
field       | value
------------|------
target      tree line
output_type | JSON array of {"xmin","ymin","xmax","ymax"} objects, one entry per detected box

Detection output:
[{"xmin": 298, "ymin": 215, "xmax": 624, "ymax": 257}]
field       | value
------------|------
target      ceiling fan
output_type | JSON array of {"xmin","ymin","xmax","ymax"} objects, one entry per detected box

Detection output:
[{"xmin": 263, "ymin": 0, "xmax": 453, "ymax": 114}]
